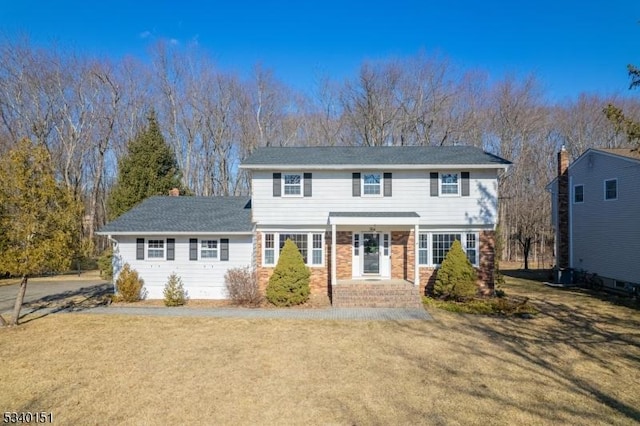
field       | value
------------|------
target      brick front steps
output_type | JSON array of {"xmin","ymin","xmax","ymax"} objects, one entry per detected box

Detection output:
[{"xmin": 331, "ymin": 281, "xmax": 423, "ymax": 308}]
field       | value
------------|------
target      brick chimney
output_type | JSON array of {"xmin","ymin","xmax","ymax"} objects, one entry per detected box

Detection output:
[
  {"xmin": 557, "ymin": 146, "xmax": 569, "ymax": 270},
  {"xmin": 169, "ymin": 188, "xmax": 180, "ymax": 197}
]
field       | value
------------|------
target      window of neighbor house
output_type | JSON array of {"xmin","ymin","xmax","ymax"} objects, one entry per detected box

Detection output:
[
  {"xmin": 147, "ymin": 240, "xmax": 165, "ymax": 259},
  {"xmin": 440, "ymin": 173, "xmax": 459, "ymax": 195},
  {"xmin": 604, "ymin": 179, "xmax": 617, "ymax": 200},
  {"xmin": 283, "ymin": 174, "xmax": 302, "ymax": 196},
  {"xmin": 574, "ymin": 185, "xmax": 584, "ymax": 203}
]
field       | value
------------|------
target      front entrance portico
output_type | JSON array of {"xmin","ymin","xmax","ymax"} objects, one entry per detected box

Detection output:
[{"xmin": 328, "ymin": 212, "xmax": 420, "ymax": 287}]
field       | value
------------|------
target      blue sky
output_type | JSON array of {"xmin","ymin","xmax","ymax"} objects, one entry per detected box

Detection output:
[{"xmin": 1, "ymin": 0, "xmax": 639, "ymax": 101}]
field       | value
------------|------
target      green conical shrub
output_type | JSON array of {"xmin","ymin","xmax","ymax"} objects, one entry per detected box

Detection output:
[
  {"xmin": 266, "ymin": 239, "xmax": 310, "ymax": 306},
  {"xmin": 433, "ymin": 240, "xmax": 478, "ymax": 300}
]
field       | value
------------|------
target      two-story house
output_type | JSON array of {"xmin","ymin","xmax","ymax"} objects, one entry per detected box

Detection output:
[
  {"xmin": 549, "ymin": 147, "xmax": 640, "ymax": 294},
  {"xmin": 99, "ymin": 146, "xmax": 510, "ymax": 304}
]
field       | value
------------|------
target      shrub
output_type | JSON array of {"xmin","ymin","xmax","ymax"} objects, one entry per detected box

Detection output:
[
  {"xmin": 115, "ymin": 263, "xmax": 146, "ymax": 302},
  {"xmin": 225, "ymin": 266, "xmax": 262, "ymax": 306},
  {"xmin": 266, "ymin": 239, "xmax": 310, "ymax": 306},
  {"xmin": 98, "ymin": 247, "xmax": 113, "ymax": 281},
  {"xmin": 163, "ymin": 272, "xmax": 187, "ymax": 306},
  {"xmin": 433, "ymin": 240, "xmax": 478, "ymax": 300}
]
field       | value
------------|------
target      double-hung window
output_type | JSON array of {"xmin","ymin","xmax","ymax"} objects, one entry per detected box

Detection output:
[
  {"xmin": 604, "ymin": 179, "xmax": 617, "ymax": 200},
  {"xmin": 264, "ymin": 234, "xmax": 275, "ymax": 265},
  {"xmin": 147, "ymin": 240, "xmax": 165, "ymax": 259},
  {"xmin": 419, "ymin": 234, "xmax": 429, "ymax": 265},
  {"xmin": 283, "ymin": 174, "xmax": 302, "ymax": 196},
  {"xmin": 312, "ymin": 234, "xmax": 323, "ymax": 265},
  {"xmin": 200, "ymin": 240, "xmax": 218, "ymax": 259},
  {"xmin": 465, "ymin": 233, "xmax": 477, "ymax": 265},
  {"xmin": 440, "ymin": 173, "xmax": 459, "ymax": 195},
  {"xmin": 363, "ymin": 173, "xmax": 381, "ymax": 195}
]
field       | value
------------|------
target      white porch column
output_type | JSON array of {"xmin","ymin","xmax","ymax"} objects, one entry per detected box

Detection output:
[
  {"xmin": 414, "ymin": 224, "xmax": 420, "ymax": 287},
  {"xmin": 331, "ymin": 223, "xmax": 337, "ymax": 286}
]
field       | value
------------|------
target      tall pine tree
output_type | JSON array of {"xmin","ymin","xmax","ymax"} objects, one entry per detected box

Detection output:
[{"xmin": 107, "ymin": 111, "xmax": 184, "ymax": 220}]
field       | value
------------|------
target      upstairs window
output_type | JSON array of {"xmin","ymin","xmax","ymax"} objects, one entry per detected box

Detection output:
[
  {"xmin": 363, "ymin": 173, "xmax": 381, "ymax": 195},
  {"xmin": 573, "ymin": 185, "xmax": 584, "ymax": 203},
  {"xmin": 440, "ymin": 173, "xmax": 459, "ymax": 195},
  {"xmin": 604, "ymin": 179, "xmax": 617, "ymax": 200},
  {"xmin": 283, "ymin": 174, "xmax": 302, "ymax": 196}
]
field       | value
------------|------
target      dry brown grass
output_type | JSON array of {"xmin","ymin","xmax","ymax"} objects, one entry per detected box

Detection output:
[{"xmin": 1, "ymin": 272, "xmax": 639, "ymax": 425}]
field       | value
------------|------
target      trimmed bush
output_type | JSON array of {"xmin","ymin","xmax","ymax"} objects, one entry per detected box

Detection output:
[
  {"xmin": 225, "ymin": 266, "xmax": 262, "ymax": 306},
  {"xmin": 115, "ymin": 263, "xmax": 146, "ymax": 302},
  {"xmin": 98, "ymin": 247, "xmax": 113, "ymax": 281},
  {"xmin": 433, "ymin": 240, "xmax": 478, "ymax": 300},
  {"xmin": 163, "ymin": 272, "xmax": 187, "ymax": 306},
  {"xmin": 266, "ymin": 239, "xmax": 310, "ymax": 306}
]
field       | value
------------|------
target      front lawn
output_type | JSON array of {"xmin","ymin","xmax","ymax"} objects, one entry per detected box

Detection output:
[{"xmin": 1, "ymin": 273, "xmax": 639, "ymax": 424}]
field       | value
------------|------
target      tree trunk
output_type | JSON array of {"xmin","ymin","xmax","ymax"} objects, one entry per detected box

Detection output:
[
  {"xmin": 523, "ymin": 238, "xmax": 531, "ymax": 271},
  {"xmin": 10, "ymin": 275, "xmax": 29, "ymax": 326}
]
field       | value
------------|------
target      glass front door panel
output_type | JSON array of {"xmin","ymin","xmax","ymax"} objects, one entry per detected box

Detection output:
[{"xmin": 363, "ymin": 233, "xmax": 380, "ymax": 274}]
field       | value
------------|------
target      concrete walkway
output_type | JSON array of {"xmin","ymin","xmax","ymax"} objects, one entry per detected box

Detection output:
[{"xmin": 84, "ymin": 305, "xmax": 433, "ymax": 321}]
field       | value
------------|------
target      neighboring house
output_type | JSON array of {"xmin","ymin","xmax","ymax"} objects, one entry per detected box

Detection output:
[
  {"xmin": 99, "ymin": 146, "xmax": 510, "ymax": 301},
  {"xmin": 549, "ymin": 147, "xmax": 640, "ymax": 293}
]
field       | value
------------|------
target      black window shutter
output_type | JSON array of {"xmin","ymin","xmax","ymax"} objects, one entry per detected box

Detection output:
[
  {"xmin": 166, "ymin": 238, "xmax": 175, "ymax": 261},
  {"xmin": 384, "ymin": 172, "xmax": 392, "ymax": 197},
  {"xmin": 461, "ymin": 172, "xmax": 470, "ymax": 196},
  {"xmin": 220, "ymin": 239, "xmax": 229, "ymax": 261},
  {"xmin": 136, "ymin": 238, "xmax": 145, "ymax": 260},
  {"xmin": 273, "ymin": 173, "xmax": 281, "ymax": 197},
  {"xmin": 352, "ymin": 173, "xmax": 361, "ymax": 197},
  {"xmin": 430, "ymin": 172, "xmax": 439, "ymax": 197},
  {"xmin": 189, "ymin": 238, "xmax": 198, "ymax": 261},
  {"xmin": 304, "ymin": 172, "xmax": 312, "ymax": 197}
]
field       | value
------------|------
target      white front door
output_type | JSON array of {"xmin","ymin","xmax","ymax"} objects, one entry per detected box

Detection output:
[{"xmin": 356, "ymin": 232, "xmax": 390, "ymax": 278}]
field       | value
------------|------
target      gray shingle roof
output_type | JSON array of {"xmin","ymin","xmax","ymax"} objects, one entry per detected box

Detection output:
[
  {"xmin": 241, "ymin": 146, "xmax": 511, "ymax": 167},
  {"xmin": 98, "ymin": 196, "xmax": 252, "ymax": 234},
  {"xmin": 329, "ymin": 212, "xmax": 420, "ymax": 218}
]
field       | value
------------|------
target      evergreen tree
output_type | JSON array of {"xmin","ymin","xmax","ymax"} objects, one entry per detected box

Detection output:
[
  {"xmin": 107, "ymin": 111, "xmax": 184, "ymax": 220},
  {"xmin": 266, "ymin": 239, "xmax": 311, "ymax": 306},
  {"xmin": 0, "ymin": 139, "xmax": 83, "ymax": 326},
  {"xmin": 433, "ymin": 240, "xmax": 478, "ymax": 301}
]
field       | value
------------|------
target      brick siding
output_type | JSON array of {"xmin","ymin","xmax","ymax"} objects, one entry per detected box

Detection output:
[{"xmin": 391, "ymin": 230, "xmax": 415, "ymax": 281}]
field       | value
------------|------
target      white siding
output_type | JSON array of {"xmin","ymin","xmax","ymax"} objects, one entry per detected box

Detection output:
[
  {"xmin": 251, "ymin": 169, "xmax": 499, "ymax": 226},
  {"xmin": 570, "ymin": 152, "xmax": 640, "ymax": 283},
  {"xmin": 112, "ymin": 235, "xmax": 253, "ymax": 299}
]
